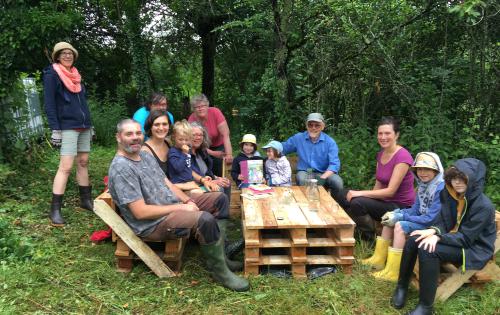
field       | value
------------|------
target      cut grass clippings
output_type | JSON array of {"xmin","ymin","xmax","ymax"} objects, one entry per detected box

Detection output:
[{"xmin": 0, "ymin": 145, "xmax": 498, "ymax": 314}]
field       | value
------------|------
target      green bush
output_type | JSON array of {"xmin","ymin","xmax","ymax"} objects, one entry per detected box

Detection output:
[
  {"xmin": 0, "ymin": 216, "xmax": 33, "ymax": 263},
  {"xmin": 88, "ymin": 94, "xmax": 128, "ymax": 146},
  {"xmin": 335, "ymin": 125, "xmax": 379, "ymax": 189}
]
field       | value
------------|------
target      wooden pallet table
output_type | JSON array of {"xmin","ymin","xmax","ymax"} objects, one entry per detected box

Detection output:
[{"xmin": 242, "ymin": 186, "xmax": 356, "ymax": 279}]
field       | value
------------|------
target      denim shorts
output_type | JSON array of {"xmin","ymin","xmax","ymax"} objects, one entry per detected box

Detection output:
[
  {"xmin": 60, "ymin": 129, "xmax": 91, "ymax": 156},
  {"xmin": 399, "ymin": 221, "xmax": 428, "ymax": 235}
]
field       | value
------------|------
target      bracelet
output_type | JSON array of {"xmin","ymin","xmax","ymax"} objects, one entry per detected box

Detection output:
[{"xmin": 184, "ymin": 198, "xmax": 195, "ymax": 204}]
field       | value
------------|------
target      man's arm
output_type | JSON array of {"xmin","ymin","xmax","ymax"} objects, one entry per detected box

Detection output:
[
  {"xmin": 128, "ymin": 198, "xmax": 198, "ymax": 220},
  {"xmin": 325, "ymin": 139, "xmax": 340, "ymax": 174},
  {"xmin": 164, "ymin": 177, "xmax": 193, "ymax": 204},
  {"xmin": 217, "ymin": 121, "xmax": 233, "ymax": 163}
]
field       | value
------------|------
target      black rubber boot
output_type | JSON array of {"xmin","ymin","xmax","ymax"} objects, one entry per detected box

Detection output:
[
  {"xmin": 406, "ymin": 255, "xmax": 438, "ymax": 315},
  {"xmin": 200, "ymin": 237, "xmax": 250, "ymax": 292},
  {"xmin": 49, "ymin": 193, "xmax": 65, "ymax": 226},
  {"xmin": 225, "ymin": 239, "xmax": 245, "ymax": 260},
  {"xmin": 217, "ymin": 220, "xmax": 243, "ymax": 271},
  {"xmin": 354, "ymin": 214, "xmax": 376, "ymax": 241},
  {"xmin": 79, "ymin": 185, "xmax": 93, "ymax": 211},
  {"xmin": 391, "ymin": 237, "xmax": 418, "ymax": 309}
]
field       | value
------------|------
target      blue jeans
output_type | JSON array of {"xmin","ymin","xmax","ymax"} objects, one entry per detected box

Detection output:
[{"xmin": 296, "ymin": 170, "xmax": 344, "ymax": 203}]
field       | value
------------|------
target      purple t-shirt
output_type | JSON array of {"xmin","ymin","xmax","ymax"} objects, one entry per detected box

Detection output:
[{"xmin": 376, "ymin": 147, "xmax": 415, "ymax": 206}]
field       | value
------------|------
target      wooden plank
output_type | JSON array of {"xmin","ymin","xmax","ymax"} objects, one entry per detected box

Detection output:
[
  {"xmin": 262, "ymin": 238, "xmax": 292, "ymax": 248},
  {"xmin": 243, "ymin": 226, "xmax": 261, "ymax": 247},
  {"xmin": 435, "ymin": 269, "xmax": 477, "ymax": 301},
  {"xmin": 308, "ymin": 237, "xmax": 337, "ymax": 247},
  {"xmin": 292, "ymin": 264, "xmax": 307, "ymax": 279},
  {"xmin": 261, "ymin": 255, "xmax": 292, "ymax": 265},
  {"xmin": 242, "ymin": 192, "xmax": 265, "ymax": 229},
  {"xmin": 244, "ymin": 264, "xmax": 259, "ymax": 276},
  {"xmin": 290, "ymin": 229, "xmax": 308, "ymax": 246},
  {"xmin": 261, "ymin": 199, "xmax": 278, "ymax": 228},
  {"xmin": 115, "ymin": 238, "xmax": 131, "ymax": 257},
  {"xmin": 307, "ymin": 255, "xmax": 340, "ymax": 265},
  {"xmin": 471, "ymin": 261, "xmax": 500, "ymax": 282},
  {"xmin": 338, "ymin": 246, "xmax": 354, "ymax": 257},
  {"xmin": 318, "ymin": 187, "xmax": 354, "ymax": 226},
  {"xmin": 164, "ymin": 239, "xmax": 184, "ymax": 260},
  {"xmin": 325, "ymin": 229, "xmax": 355, "ymax": 246},
  {"xmin": 274, "ymin": 188, "xmax": 308, "ymax": 228},
  {"xmin": 244, "ymin": 248, "xmax": 260, "ymax": 263},
  {"xmin": 292, "ymin": 186, "xmax": 325, "ymax": 227},
  {"xmin": 337, "ymin": 227, "xmax": 356, "ymax": 243},
  {"xmin": 93, "ymin": 199, "xmax": 176, "ymax": 278},
  {"xmin": 291, "ymin": 247, "xmax": 307, "ymax": 263}
]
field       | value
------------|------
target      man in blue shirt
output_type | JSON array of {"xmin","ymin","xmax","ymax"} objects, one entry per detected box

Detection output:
[
  {"xmin": 132, "ymin": 92, "xmax": 174, "ymax": 137},
  {"xmin": 281, "ymin": 113, "xmax": 344, "ymax": 202}
]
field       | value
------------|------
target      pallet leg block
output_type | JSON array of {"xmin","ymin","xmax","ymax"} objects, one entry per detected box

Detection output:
[{"xmin": 292, "ymin": 264, "xmax": 307, "ymax": 279}]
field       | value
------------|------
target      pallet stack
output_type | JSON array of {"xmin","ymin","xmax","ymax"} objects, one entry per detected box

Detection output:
[{"xmin": 242, "ymin": 186, "xmax": 355, "ymax": 279}]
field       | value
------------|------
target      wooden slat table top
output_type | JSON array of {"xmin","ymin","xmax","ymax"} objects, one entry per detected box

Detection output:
[{"xmin": 243, "ymin": 186, "xmax": 355, "ymax": 229}]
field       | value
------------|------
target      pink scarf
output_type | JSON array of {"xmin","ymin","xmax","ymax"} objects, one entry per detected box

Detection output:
[{"xmin": 52, "ymin": 63, "xmax": 82, "ymax": 93}]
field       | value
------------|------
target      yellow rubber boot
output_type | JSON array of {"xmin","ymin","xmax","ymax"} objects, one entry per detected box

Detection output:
[
  {"xmin": 373, "ymin": 247, "xmax": 402, "ymax": 282},
  {"xmin": 360, "ymin": 236, "xmax": 390, "ymax": 270}
]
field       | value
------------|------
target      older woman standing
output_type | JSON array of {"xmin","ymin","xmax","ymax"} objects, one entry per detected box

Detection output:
[
  {"xmin": 343, "ymin": 117, "xmax": 415, "ymax": 240},
  {"xmin": 188, "ymin": 94, "xmax": 232, "ymax": 177},
  {"xmin": 43, "ymin": 42, "xmax": 93, "ymax": 226}
]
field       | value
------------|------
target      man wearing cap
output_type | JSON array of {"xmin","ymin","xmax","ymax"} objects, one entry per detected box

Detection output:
[{"xmin": 281, "ymin": 113, "xmax": 343, "ymax": 202}]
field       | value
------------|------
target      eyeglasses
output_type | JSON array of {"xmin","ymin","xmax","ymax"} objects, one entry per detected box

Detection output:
[
  {"xmin": 307, "ymin": 122, "xmax": 322, "ymax": 128},
  {"xmin": 194, "ymin": 104, "xmax": 208, "ymax": 110},
  {"xmin": 60, "ymin": 51, "xmax": 74, "ymax": 57}
]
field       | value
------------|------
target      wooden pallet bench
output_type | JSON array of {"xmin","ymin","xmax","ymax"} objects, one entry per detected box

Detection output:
[
  {"xmin": 95, "ymin": 191, "xmax": 186, "ymax": 276},
  {"xmin": 412, "ymin": 211, "xmax": 500, "ymax": 301},
  {"xmin": 242, "ymin": 186, "xmax": 355, "ymax": 279}
]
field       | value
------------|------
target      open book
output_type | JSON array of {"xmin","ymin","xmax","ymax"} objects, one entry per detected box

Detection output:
[{"xmin": 240, "ymin": 159, "xmax": 264, "ymax": 184}]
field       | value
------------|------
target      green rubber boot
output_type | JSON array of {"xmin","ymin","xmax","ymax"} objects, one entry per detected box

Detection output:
[
  {"xmin": 217, "ymin": 220, "xmax": 244, "ymax": 271},
  {"xmin": 200, "ymin": 237, "xmax": 250, "ymax": 292}
]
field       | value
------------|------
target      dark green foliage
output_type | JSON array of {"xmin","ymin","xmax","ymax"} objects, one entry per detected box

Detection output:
[{"xmin": 88, "ymin": 95, "xmax": 129, "ymax": 146}]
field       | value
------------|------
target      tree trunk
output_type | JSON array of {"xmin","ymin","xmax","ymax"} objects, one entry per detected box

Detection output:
[{"xmin": 201, "ymin": 30, "xmax": 217, "ymax": 104}]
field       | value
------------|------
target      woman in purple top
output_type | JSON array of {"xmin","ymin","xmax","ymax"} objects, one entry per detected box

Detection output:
[{"xmin": 343, "ymin": 117, "xmax": 415, "ymax": 240}]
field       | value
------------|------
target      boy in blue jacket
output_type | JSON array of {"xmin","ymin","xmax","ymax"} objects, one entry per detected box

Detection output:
[{"xmin": 361, "ymin": 152, "xmax": 445, "ymax": 281}]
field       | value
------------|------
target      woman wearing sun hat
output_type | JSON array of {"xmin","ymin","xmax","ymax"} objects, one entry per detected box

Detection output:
[{"xmin": 43, "ymin": 41, "xmax": 93, "ymax": 226}]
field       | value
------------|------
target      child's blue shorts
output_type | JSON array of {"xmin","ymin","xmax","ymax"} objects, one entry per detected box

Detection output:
[{"xmin": 399, "ymin": 221, "xmax": 428, "ymax": 234}]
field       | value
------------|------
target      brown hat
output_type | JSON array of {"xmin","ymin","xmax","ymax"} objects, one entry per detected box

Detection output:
[{"xmin": 51, "ymin": 42, "xmax": 78, "ymax": 61}]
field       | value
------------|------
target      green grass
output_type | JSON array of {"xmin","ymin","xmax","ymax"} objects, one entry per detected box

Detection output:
[{"xmin": 0, "ymin": 146, "xmax": 498, "ymax": 314}]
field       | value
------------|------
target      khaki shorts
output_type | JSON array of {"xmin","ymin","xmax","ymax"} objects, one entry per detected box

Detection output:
[{"xmin": 60, "ymin": 129, "xmax": 91, "ymax": 156}]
